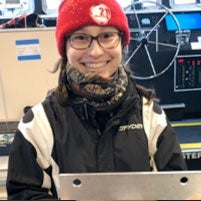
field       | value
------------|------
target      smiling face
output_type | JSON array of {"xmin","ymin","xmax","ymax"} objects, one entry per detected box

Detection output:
[{"xmin": 66, "ymin": 26, "xmax": 123, "ymax": 79}]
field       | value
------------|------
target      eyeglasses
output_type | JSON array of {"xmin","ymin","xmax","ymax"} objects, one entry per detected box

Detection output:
[{"xmin": 66, "ymin": 32, "xmax": 123, "ymax": 50}]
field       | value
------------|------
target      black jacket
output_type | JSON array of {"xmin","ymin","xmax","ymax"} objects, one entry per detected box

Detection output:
[{"xmin": 6, "ymin": 79, "xmax": 187, "ymax": 200}]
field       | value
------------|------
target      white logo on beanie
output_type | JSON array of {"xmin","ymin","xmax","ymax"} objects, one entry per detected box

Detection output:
[{"xmin": 90, "ymin": 4, "xmax": 111, "ymax": 25}]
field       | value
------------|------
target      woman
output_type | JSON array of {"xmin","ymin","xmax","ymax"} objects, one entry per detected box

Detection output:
[{"xmin": 6, "ymin": 0, "xmax": 187, "ymax": 199}]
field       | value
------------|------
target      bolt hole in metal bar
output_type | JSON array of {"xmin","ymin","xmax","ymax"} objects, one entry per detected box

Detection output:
[{"xmin": 59, "ymin": 171, "xmax": 201, "ymax": 200}]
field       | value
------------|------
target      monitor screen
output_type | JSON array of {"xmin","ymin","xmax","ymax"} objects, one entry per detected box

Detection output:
[
  {"xmin": 165, "ymin": 12, "xmax": 201, "ymax": 31},
  {"xmin": 5, "ymin": 0, "xmax": 21, "ymax": 8},
  {"xmin": 5, "ymin": 0, "xmax": 20, "ymax": 3}
]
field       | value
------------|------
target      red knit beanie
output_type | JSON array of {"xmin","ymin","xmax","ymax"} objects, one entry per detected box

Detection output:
[{"xmin": 55, "ymin": 0, "xmax": 130, "ymax": 57}]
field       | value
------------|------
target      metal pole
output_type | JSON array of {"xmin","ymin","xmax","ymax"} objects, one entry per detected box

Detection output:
[{"xmin": 0, "ymin": 66, "xmax": 9, "ymax": 132}]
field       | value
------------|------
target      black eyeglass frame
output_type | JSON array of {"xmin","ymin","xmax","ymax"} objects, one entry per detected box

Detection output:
[{"xmin": 65, "ymin": 32, "xmax": 124, "ymax": 50}]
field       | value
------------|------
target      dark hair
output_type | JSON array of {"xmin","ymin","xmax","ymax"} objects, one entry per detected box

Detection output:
[{"xmin": 51, "ymin": 57, "xmax": 69, "ymax": 106}]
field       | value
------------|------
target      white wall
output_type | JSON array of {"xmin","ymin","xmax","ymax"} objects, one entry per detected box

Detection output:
[
  {"xmin": 0, "ymin": 28, "xmax": 59, "ymax": 121},
  {"xmin": 116, "ymin": 0, "xmax": 132, "ymax": 8}
]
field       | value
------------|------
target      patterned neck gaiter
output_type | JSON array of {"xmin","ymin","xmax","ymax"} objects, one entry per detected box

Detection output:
[{"xmin": 66, "ymin": 64, "xmax": 128, "ymax": 111}]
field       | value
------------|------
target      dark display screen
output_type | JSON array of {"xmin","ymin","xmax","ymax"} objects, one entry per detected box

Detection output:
[
  {"xmin": 165, "ymin": 12, "xmax": 201, "ymax": 31},
  {"xmin": 175, "ymin": 56, "xmax": 201, "ymax": 91}
]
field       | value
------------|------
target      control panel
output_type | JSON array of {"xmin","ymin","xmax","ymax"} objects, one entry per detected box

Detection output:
[
  {"xmin": 175, "ymin": 55, "xmax": 201, "ymax": 91},
  {"xmin": 125, "ymin": 9, "xmax": 201, "ymax": 119},
  {"xmin": 126, "ymin": 12, "xmax": 163, "ymax": 29}
]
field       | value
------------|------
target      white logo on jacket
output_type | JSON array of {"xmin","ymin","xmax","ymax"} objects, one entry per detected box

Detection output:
[{"xmin": 119, "ymin": 124, "xmax": 143, "ymax": 132}]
